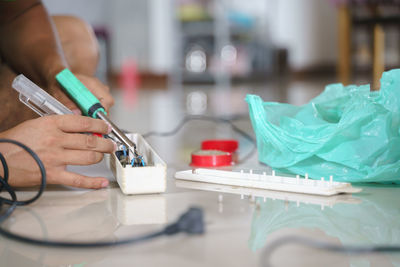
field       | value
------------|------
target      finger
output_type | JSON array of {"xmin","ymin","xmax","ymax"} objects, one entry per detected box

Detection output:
[
  {"xmin": 72, "ymin": 109, "xmax": 82, "ymax": 115},
  {"xmin": 56, "ymin": 171, "xmax": 109, "ymax": 189},
  {"xmin": 61, "ymin": 133, "xmax": 116, "ymax": 153},
  {"xmin": 87, "ymin": 78, "xmax": 114, "ymax": 111},
  {"xmin": 91, "ymin": 86, "xmax": 114, "ymax": 111},
  {"xmin": 60, "ymin": 149, "xmax": 104, "ymax": 165},
  {"xmin": 56, "ymin": 115, "xmax": 111, "ymax": 134},
  {"xmin": 75, "ymin": 75, "xmax": 115, "ymax": 111},
  {"xmin": 99, "ymin": 96, "xmax": 114, "ymax": 112}
]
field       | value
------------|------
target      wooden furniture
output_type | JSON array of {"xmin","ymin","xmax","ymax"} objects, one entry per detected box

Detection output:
[{"xmin": 337, "ymin": 2, "xmax": 400, "ymax": 90}]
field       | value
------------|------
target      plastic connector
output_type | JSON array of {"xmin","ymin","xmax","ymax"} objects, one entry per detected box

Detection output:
[{"xmin": 164, "ymin": 206, "xmax": 204, "ymax": 235}]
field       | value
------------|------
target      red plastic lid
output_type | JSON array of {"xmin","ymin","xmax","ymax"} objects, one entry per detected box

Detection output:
[
  {"xmin": 191, "ymin": 150, "xmax": 232, "ymax": 167},
  {"xmin": 201, "ymin": 139, "xmax": 239, "ymax": 153}
]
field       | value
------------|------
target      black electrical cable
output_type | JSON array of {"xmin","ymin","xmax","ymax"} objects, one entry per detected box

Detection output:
[
  {"xmin": 0, "ymin": 138, "xmax": 204, "ymax": 248},
  {"xmin": 261, "ymin": 235, "xmax": 400, "ymax": 267},
  {"xmin": 0, "ymin": 139, "xmax": 45, "ymax": 226},
  {"xmin": 142, "ymin": 114, "xmax": 257, "ymax": 163},
  {"xmin": 0, "ymin": 139, "xmax": 46, "ymax": 206}
]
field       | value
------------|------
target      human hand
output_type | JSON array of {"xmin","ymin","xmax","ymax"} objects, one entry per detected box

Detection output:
[
  {"xmin": 50, "ymin": 73, "xmax": 115, "ymax": 115},
  {"xmin": 0, "ymin": 115, "xmax": 116, "ymax": 189}
]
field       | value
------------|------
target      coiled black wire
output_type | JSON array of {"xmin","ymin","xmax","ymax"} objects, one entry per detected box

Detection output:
[{"xmin": 0, "ymin": 139, "xmax": 46, "ymax": 224}]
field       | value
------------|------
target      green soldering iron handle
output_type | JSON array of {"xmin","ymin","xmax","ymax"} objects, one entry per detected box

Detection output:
[
  {"xmin": 55, "ymin": 69, "xmax": 106, "ymax": 118},
  {"xmin": 56, "ymin": 68, "xmax": 139, "ymax": 154}
]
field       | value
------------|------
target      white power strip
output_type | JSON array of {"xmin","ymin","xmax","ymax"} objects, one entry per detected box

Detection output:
[
  {"xmin": 174, "ymin": 168, "xmax": 362, "ymax": 196},
  {"xmin": 108, "ymin": 133, "xmax": 167, "ymax": 195}
]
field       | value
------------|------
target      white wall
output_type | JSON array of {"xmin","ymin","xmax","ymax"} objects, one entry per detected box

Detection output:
[
  {"xmin": 266, "ymin": 0, "xmax": 338, "ymax": 70},
  {"xmin": 43, "ymin": 0, "xmax": 152, "ymax": 72},
  {"xmin": 108, "ymin": 0, "xmax": 150, "ymax": 71},
  {"xmin": 148, "ymin": 0, "xmax": 174, "ymax": 74},
  {"xmin": 43, "ymin": 0, "xmax": 109, "ymax": 26},
  {"xmin": 43, "ymin": 0, "xmax": 337, "ymax": 73}
]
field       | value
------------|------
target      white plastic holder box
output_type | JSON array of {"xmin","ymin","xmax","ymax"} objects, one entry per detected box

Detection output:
[{"xmin": 109, "ymin": 133, "xmax": 167, "ymax": 195}]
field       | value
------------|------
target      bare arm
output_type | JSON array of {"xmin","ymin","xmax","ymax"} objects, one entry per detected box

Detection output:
[
  {"xmin": 0, "ymin": 0, "xmax": 67, "ymax": 92},
  {"xmin": 0, "ymin": 0, "xmax": 114, "ymax": 114}
]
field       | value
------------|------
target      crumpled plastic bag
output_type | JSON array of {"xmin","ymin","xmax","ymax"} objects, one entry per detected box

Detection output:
[{"xmin": 246, "ymin": 69, "xmax": 400, "ymax": 183}]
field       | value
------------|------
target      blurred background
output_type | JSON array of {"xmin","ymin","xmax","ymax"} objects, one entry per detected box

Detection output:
[
  {"xmin": 42, "ymin": 0, "xmax": 400, "ymax": 164},
  {"xmin": 43, "ymin": 0, "xmax": 400, "ymax": 87}
]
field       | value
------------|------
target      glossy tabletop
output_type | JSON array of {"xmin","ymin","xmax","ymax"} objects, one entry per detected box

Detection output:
[{"xmin": 1, "ymin": 82, "xmax": 399, "ymax": 267}]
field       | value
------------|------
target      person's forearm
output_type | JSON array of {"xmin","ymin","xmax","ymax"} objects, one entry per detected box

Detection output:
[{"xmin": 0, "ymin": 1, "xmax": 67, "ymax": 91}]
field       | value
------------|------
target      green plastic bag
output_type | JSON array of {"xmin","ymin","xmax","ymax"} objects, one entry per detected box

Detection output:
[{"xmin": 246, "ymin": 69, "xmax": 400, "ymax": 183}]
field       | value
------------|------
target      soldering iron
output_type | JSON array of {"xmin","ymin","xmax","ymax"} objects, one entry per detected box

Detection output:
[{"xmin": 55, "ymin": 69, "xmax": 145, "ymax": 166}]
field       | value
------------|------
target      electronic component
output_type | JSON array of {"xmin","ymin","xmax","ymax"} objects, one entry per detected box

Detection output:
[
  {"xmin": 115, "ymin": 143, "xmax": 146, "ymax": 167},
  {"xmin": 108, "ymin": 133, "xmax": 167, "ymax": 195},
  {"xmin": 175, "ymin": 168, "xmax": 362, "ymax": 196}
]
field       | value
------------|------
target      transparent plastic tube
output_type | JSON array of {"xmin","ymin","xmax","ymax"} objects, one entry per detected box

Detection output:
[{"xmin": 12, "ymin": 74, "xmax": 73, "ymax": 116}]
